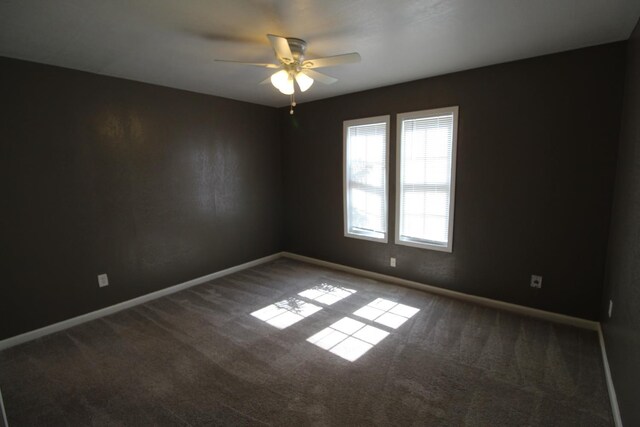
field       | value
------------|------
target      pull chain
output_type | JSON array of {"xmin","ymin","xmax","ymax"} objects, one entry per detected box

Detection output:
[{"xmin": 289, "ymin": 92, "xmax": 297, "ymax": 115}]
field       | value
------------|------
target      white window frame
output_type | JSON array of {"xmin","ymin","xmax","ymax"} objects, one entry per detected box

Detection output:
[
  {"xmin": 395, "ymin": 106, "xmax": 459, "ymax": 252},
  {"xmin": 343, "ymin": 115, "xmax": 390, "ymax": 243}
]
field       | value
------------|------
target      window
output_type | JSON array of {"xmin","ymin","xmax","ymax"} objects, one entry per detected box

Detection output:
[
  {"xmin": 396, "ymin": 107, "xmax": 458, "ymax": 252},
  {"xmin": 343, "ymin": 116, "xmax": 390, "ymax": 242}
]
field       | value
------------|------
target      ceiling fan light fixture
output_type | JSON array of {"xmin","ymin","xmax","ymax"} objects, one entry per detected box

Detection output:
[
  {"xmin": 218, "ymin": 35, "xmax": 359, "ymax": 112},
  {"xmin": 295, "ymin": 72, "xmax": 314, "ymax": 92}
]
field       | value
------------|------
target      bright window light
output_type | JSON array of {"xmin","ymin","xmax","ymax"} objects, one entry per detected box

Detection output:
[
  {"xmin": 343, "ymin": 116, "xmax": 390, "ymax": 242},
  {"xmin": 298, "ymin": 283, "xmax": 356, "ymax": 305},
  {"xmin": 396, "ymin": 107, "xmax": 458, "ymax": 252},
  {"xmin": 307, "ymin": 317, "xmax": 390, "ymax": 362},
  {"xmin": 353, "ymin": 298, "xmax": 420, "ymax": 329},
  {"xmin": 251, "ymin": 298, "xmax": 322, "ymax": 330}
]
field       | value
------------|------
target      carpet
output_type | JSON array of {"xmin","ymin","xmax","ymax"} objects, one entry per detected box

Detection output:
[{"xmin": 0, "ymin": 258, "xmax": 612, "ymax": 425}]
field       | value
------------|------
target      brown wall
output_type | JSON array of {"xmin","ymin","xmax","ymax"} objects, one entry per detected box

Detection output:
[
  {"xmin": 602, "ymin": 19, "xmax": 640, "ymax": 426},
  {"xmin": 282, "ymin": 42, "xmax": 626, "ymax": 320},
  {"xmin": 0, "ymin": 41, "xmax": 628, "ymax": 341},
  {"xmin": 0, "ymin": 57, "xmax": 283, "ymax": 340}
]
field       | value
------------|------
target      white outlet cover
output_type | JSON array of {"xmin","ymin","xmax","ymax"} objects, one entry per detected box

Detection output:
[
  {"xmin": 530, "ymin": 275, "xmax": 542, "ymax": 288},
  {"xmin": 390, "ymin": 257, "xmax": 396, "ymax": 267},
  {"xmin": 97, "ymin": 273, "xmax": 109, "ymax": 288}
]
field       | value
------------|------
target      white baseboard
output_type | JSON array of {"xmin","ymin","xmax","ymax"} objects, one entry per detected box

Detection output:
[
  {"xmin": 282, "ymin": 252, "xmax": 599, "ymax": 331},
  {"xmin": 0, "ymin": 386, "xmax": 8, "ymax": 427},
  {"xmin": 0, "ymin": 252, "xmax": 284, "ymax": 351},
  {"xmin": 0, "ymin": 250, "xmax": 600, "ymax": 346},
  {"xmin": 598, "ymin": 325, "xmax": 623, "ymax": 426}
]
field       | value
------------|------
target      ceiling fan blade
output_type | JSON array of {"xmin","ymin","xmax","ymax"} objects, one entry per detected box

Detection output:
[
  {"xmin": 302, "ymin": 53, "xmax": 361, "ymax": 69},
  {"xmin": 302, "ymin": 69, "xmax": 337, "ymax": 85},
  {"xmin": 215, "ymin": 59, "xmax": 280, "ymax": 68},
  {"xmin": 267, "ymin": 34, "xmax": 293, "ymax": 63}
]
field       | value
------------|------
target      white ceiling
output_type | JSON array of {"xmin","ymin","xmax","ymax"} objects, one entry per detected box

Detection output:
[{"xmin": 1, "ymin": 0, "xmax": 638, "ymax": 107}]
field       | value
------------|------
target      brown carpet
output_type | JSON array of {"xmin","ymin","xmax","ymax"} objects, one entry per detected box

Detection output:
[{"xmin": 0, "ymin": 258, "xmax": 612, "ymax": 426}]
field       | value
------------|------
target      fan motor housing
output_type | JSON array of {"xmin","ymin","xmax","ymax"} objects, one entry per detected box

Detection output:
[{"xmin": 286, "ymin": 38, "xmax": 307, "ymax": 62}]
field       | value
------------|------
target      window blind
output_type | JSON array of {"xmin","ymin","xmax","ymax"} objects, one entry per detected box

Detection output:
[
  {"xmin": 398, "ymin": 110, "xmax": 456, "ymax": 249},
  {"xmin": 344, "ymin": 119, "xmax": 388, "ymax": 241}
]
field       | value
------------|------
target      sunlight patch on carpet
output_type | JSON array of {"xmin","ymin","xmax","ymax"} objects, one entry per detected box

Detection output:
[
  {"xmin": 307, "ymin": 317, "xmax": 390, "ymax": 361},
  {"xmin": 298, "ymin": 282, "xmax": 356, "ymax": 305},
  {"xmin": 251, "ymin": 298, "xmax": 322, "ymax": 329},
  {"xmin": 353, "ymin": 298, "xmax": 420, "ymax": 329}
]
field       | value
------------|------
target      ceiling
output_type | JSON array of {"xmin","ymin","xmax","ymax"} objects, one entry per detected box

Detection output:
[{"xmin": 1, "ymin": 0, "xmax": 638, "ymax": 107}]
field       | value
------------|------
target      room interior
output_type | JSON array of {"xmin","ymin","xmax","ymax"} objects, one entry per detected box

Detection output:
[{"xmin": 1, "ymin": 1, "xmax": 639, "ymax": 425}]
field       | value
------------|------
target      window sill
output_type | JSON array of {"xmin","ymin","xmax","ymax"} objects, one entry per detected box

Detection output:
[
  {"xmin": 395, "ymin": 237, "xmax": 452, "ymax": 253},
  {"xmin": 345, "ymin": 230, "xmax": 387, "ymax": 243}
]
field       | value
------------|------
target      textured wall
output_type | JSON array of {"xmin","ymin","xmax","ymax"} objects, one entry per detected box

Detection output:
[
  {"xmin": 602, "ymin": 19, "xmax": 640, "ymax": 427},
  {"xmin": 0, "ymin": 57, "xmax": 282, "ymax": 340},
  {"xmin": 282, "ymin": 43, "xmax": 625, "ymax": 320}
]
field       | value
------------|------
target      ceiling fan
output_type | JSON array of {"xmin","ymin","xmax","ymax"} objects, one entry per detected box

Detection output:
[{"xmin": 216, "ymin": 34, "xmax": 361, "ymax": 113}]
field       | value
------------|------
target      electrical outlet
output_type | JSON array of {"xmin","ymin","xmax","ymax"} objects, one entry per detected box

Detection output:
[
  {"xmin": 97, "ymin": 273, "xmax": 109, "ymax": 288},
  {"xmin": 608, "ymin": 300, "xmax": 613, "ymax": 318},
  {"xmin": 530, "ymin": 275, "xmax": 542, "ymax": 288},
  {"xmin": 390, "ymin": 257, "xmax": 396, "ymax": 267}
]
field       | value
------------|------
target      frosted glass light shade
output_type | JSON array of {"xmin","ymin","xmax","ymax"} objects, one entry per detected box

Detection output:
[
  {"xmin": 271, "ymin": 70, "xmax": 294, "ymax": 95},
  {"xmin": 295, "ymin": 72, "xmax": 314, "ymax": 92},
  {"xmin": 270, "ymin": 70, "xmax": 288, "ymax": 89}
]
